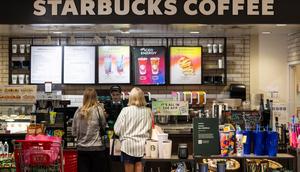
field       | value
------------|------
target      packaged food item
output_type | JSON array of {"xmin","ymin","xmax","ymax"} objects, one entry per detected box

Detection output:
[
  {"xmin": 27, "ymin": 124, "xmax": 44, "ymax": 135},
  {"xmin": 220, "ymin": 124, "xmax": 235, "ymax": 156}
]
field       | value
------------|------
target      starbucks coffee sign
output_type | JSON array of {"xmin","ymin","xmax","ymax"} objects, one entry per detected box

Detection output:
[
  {"xmin": 0, "ymin": 0, "xmax": 299, "ymax": 24},
  {"xmin": 33, "ymin": 0, "xmax": 275, "ymax": 16}
]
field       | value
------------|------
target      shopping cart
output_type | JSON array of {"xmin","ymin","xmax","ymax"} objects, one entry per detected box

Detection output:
[{"xmin": 13, "ymin": 140, "xmax": 64, "ymax": 172}]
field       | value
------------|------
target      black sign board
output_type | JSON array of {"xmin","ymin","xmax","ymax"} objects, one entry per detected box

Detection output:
[
  {"xmin": 193, "ymin": 118, "xmax": 220, "ymax": 156},
  {"xmin": 221, "ymin": 110, "xmax": 261, "ymax": 130},
  {"xmin": 0, "ymin": 0, "xmax": 300, "ymax": 24}
]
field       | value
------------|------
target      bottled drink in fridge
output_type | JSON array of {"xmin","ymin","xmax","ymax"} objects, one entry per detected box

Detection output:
[
  {"xmin": 3, "ymin": 141, "xmax": 9, "ymax": 155},
  {"xmin": 0, "ymin": 142, "xmax": 4, "ymax": 154},
  {"xmin": 236, "ymin": 130, "xmax": 244, "ymax": 156}
]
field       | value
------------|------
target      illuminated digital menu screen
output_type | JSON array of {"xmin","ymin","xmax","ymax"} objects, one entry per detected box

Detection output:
[
  {"xmin": 64, "ymin": 46, "xmax": 95, "ymax": 84},
  {"xmin": 98, "ymin": 46, "xmax": 130, "ymax": 84},
  {"xmin": 132, "ymin": 47, "xmax": 166, "ymax": 85},
  {"xmin": 170, "ymin": 47, "xmax": 202, "ymax": 84},
  {"xmin": 31, "ymin": 46, "xmax": 62, "ymax": 84}
]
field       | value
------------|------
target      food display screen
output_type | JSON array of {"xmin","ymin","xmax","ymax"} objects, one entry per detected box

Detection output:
[
  {"xmin": 132, "ymin": 47, "xmax": 166, "ymax": 85},
  {"xmin": 63, "ymin": 46, "xmax": 95, "ymax": 84},
  {"xmin": 170, "ymin": 47, "xmax": 202, "ymax": 84},
  {"xmin": 31, "ymin": 46, "xmax": 62, "ymax": 84},
  {"xmin": 98, "ymin": 46, "xmax": 130, "ymax": 84}
]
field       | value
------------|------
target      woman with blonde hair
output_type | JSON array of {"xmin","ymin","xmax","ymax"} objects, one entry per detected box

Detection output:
[
  {"xmin": 114, "ymin": 87, "xmax": 152, "ymax": 172},
  {"xmin": 72, "ymin": 87, "xmax": 108, "ymax": 172}
]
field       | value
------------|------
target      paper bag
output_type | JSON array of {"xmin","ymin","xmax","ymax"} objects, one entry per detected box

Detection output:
[
  {"xmin": 110, "ymin": 138, "xmax": 121, "ymax": 156},
  {"xmin": 151, "ymin": 125, "xmax": 164, "ymax": 141}
]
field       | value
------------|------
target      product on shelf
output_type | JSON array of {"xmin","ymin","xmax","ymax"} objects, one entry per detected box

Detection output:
[
  {"xmin": 246, "ymin": 159, "xmax": 283, "ymax": 171},
  {"xmin": 203, "ymin": 159, "xmax": 240, "ymax": 171}
]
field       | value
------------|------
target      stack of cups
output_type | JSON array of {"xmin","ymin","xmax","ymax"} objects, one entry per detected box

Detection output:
[
  {"xmin": 149, "ymin": 140, "xmax": 159, "ymax": 158},
  {"xmin": 157, "ymin": 133, "xmax": 168, "ymax": 158},
  {"xmin": 161, "ymin": 140, "xmax": 172, "ymax": 159},
  {"xmin": 145, "ymin": 139, "xmax": 152, "ymax": 157}
]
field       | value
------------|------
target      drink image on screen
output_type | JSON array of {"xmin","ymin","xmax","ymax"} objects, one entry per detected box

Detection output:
[
  {"xmin": 138, "ymin": 57, "xmax": 148, "ymax": 75},
  {"xmin": 116, "ymin": 55, "xmax": 124, "ymax": 73},
  {"xmin": 150, "ymin": 57, "xmax": 160, "ymax": 75},
  {"xmin": 104, "ymin": 55, "xmax": 112, "ymax": 75}
]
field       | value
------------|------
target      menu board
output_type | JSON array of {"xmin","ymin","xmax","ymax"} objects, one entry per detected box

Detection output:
[
  {"xmin": 31, "ymin": 46, "xmax": 62, "ymax": 84},
  {"xmin": 0, "ymin": 85, "xmax": 37, "ymax": 104},
  {"xmin": 64, "ymin": 46, "xmax": 95, "ymax": 84},
  {"xmin": 152, "ymin": 101, "xmax": 189, "ymax": 116},
  {"xmin": 132, "ymin": 47, "xmax": 166, "ymax": 85},
  {"xmin": 170, "ymin": 47, "xmax": 202, "ymax": 84},
  {"xmin": 221, "ymin": 110, "xmax": 261, "ymax": 130},
  {"xmin": 98, "ymin": 46, "xmax": 130, "ymax": 84}
]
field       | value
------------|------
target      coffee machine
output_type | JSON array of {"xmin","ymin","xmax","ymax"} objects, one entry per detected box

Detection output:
[{"xmin": 212, "ymin": 101, "xmax": 228, "ymax": 123}]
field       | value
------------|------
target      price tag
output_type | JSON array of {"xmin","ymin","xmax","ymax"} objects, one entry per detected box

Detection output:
[{"xmin": 242, "ymin": 136, "xmax": 247, "ymax": 143}]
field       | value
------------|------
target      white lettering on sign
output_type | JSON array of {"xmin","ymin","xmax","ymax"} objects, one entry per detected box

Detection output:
[
  {"xmin": 248, "ymin": 0, "xmax": 259, "ymax": 15},
  {"xmin": 262, "ymin": 0, "xmax": 274, "ymax": 15},
  {"xmin": 232, "ymin": 0, "xmax": 244, "ymax": 15},
  {"xmin": 61, "ymin": 0, "xmax": 79, "ymax": 15},
  {"xmin": 115, "ymin": 0, "xmax": 130, "ymax": 15},
  {"xmin": 199, "ymin": 0, "xmax": 216, "ymax": 16},
  {"xmin": 148, "ymin": 0, "xmax": 163, "ymax": 15},
  {"xmin": 218, "ymin": 0, "xmax": 230, "ymax": 15},
  {"xmin": 164, "ymin": 0, "xmax": 177, "ymax": 15},
  {"xmin": 48, "ymin": 0, "xmax": 62, "ymax": 15},
  {"xmin": 98, "ymin": 0, "xmax": 113, "ymax": 15},
  {"xmin": 132, "ymin": 0, "xmax": 146, "ymax": 15},
  {"xmin": 33, "ymin": 0, "xmax": 46, "ymax": 16},
  {"xmin": 81, "ymin": 0, "xmax": 96, "ymax": 15},
  {"xmin": 32, "ymin": 0, "xmax": 275, "ymax": 16},
  {"xmin": 184, "ymin": 0, "xmax": 197, "ymax": 16}
]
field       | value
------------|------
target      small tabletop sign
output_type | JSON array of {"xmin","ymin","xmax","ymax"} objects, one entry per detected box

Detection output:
[
  {"xmin": 193, "ymin": 118, "xmax": 220, "ymax": 156},
  {"xmin": 152, "ymin": 100, "xmax": 189, "ymax": 116}
]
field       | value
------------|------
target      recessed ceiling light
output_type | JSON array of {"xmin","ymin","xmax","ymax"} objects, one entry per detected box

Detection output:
[
  {"xmin": 53, "ymin": 31, "xmax": 62, "ymax": 34},
  {"xmin": 276, "ymin": 24, "xmax": 287, "ymax": 27},
  {"xmin": 262, "ymin": 31, "xmax": 271, "ymax": 34},
  {"xmin": 190, "ymin": 31, "xmax": 200, "ymax": 34}
]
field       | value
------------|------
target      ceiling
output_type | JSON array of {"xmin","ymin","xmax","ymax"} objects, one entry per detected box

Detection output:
[{"xmin": 0, "ymin": 24, "xmax": 299, "ymax": 37}]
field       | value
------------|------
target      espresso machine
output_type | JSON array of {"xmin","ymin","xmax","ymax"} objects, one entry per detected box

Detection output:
[{"xmin": 212, "ymin": 101, "xmax": 229, "ymax": 123}]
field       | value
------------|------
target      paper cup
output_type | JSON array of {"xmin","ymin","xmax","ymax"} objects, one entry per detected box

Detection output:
[
  {"xmin": 26, "ymin": 44, "xmax": 31, "ymax": 54},
  {"xmin": 12, "ymin": 75, "xmax": 18, "ymax": 84},
  {"xmin": 12, "ymin": 45, "xmax": 17, "ymax": 54},
  {"xmin": 145, "ymin": 140, "xmax": 151, "ymax": 157},
  {"xmin": 20, "ymin": 44, "xmax": 25, "ymax": 54},
  {"xmin": 25, "ymin": 75, "xmax": 29, "ymax": 84},
  {"xmin": 157, "ymin": 133, "xmax": 168, "ymax": 158},
  {"xmin": 150, "ymin": 140, "xmax": 158, "ymax": 158},
  {"xmin": 18, "ymin": 74, "xmax": 25, "ymax": 84},
  {"xmin": 219, "ymin": 44, "xmax": 224, "ymax": 53},
  {"xmin": 207, "ymin": 44, "xmax": 212, "ymax": 53},
  {"xmin": 213, "ymin": 44, "xmax": 218, "ymax": 53},
  {"xmin": 161, "ymin": 140, "xmax": 172, "ymax": 159}
]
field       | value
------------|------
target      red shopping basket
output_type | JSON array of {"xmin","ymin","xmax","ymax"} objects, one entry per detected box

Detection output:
[
  {"xmin": 63, "ymin": 150, "xmax": 77, "ymax": 172},
  {"xmin": 14, "ymin": 140, "xmax": 63, "ymax": 172}
]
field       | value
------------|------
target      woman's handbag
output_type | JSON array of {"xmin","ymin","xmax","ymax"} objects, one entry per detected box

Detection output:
[
  {"xmin": 110, "ymin": 135, "xmax": 121, "ymax": 156},
  {"xmin": 96, "ymin": 106, "xmax": 108, "ymax": 146}
]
